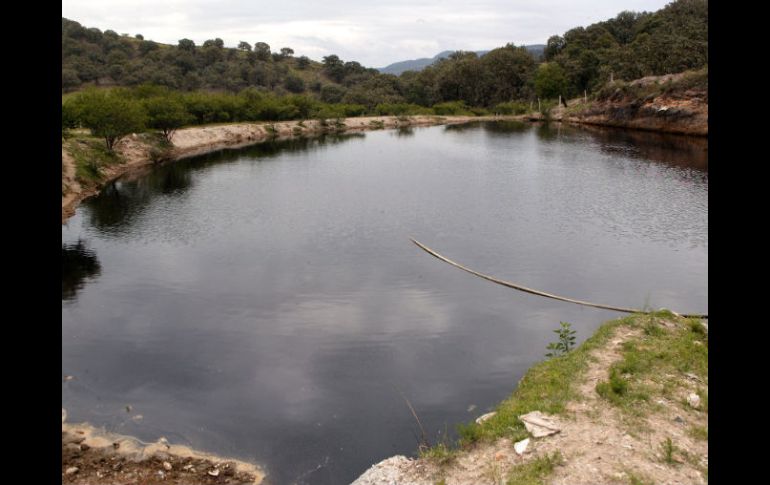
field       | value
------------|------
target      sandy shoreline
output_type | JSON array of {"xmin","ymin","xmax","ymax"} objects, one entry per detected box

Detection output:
[{"xmin": 61, "ymin": 115, "xmax": 521, "ymax": 223}]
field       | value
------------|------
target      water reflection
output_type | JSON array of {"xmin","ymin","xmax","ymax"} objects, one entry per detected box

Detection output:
[
  {"xmin": 577, "ymin": 124, "xmax": 708, "ymax": 171},
  {"xmin": 394, "ymin": 126, "xmax": 414, "ymax": 137},
  {"xmin": 63, "ymin": 121, "xmax": 707, "ymax": 485},
  {"xmin": 62, "ymin": 240, "xmax": 101, "ymax": 300},
  {"xmin": 83, "ymin": 133, "xmax": 366, "ymax": 235}
]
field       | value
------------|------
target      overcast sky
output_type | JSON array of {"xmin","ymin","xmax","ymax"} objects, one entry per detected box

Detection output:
[{"xmin": 62, "ymin": 0, "xmax": 673, "ymax": 68}]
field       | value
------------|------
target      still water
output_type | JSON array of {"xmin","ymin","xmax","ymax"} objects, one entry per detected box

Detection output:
[{"xmin": 62, "ymin": 121, "xmax": 707, "ymax": 484}]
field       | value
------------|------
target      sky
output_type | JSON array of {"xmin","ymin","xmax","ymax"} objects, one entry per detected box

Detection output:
[{"xmin": 62, "ymin": 0, "xmax": 673, "ymax": 68}]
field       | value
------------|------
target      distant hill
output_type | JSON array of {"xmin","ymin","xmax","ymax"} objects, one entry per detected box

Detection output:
[{"xmin": 377, "ymin": 45, "xmax": 546, "ymax": 75}]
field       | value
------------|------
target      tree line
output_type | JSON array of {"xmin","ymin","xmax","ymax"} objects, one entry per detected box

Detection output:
[{"xmin": 62, "ymin": 0, "xmax": 707, "ymax": 144}]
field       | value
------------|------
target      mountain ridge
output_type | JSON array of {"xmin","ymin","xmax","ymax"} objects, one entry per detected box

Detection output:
[{"xmin": 377, "ymin": 45, "xmax": 545, "ymax": 75}]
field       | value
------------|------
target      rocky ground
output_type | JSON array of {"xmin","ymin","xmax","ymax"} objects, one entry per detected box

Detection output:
[
  {"xmin": 62, "ymin": 422, "xmax": 264, "ymax": 485},
  {"xmin": 543, "ymin": 71, "xmax": 708, "ymax": 136}
]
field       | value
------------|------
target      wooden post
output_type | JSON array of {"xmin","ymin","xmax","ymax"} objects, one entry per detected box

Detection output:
[
  {"xmin": 558, "ymin": 95, "xmax": 561, "ymax": 107},
  {"xmin": 584, "ymin": 90, "xmax": 587, "ymax": 103}
]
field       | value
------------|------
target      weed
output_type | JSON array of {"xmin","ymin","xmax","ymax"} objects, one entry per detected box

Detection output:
[
  {"xmin": 545, "ymin": 322, "xmax": 576, "ymax": 358},
  {"xmin": 688, "ymin": 425, "xmax": 708, "ymax": 441},
  {"xmin": 626, "ymin": 471, "xmax": 654, "ymax": 485},
  {"xmin": 658, "ymin": 437, "xmax": 678, "ymax": 465},
  {"xmin": 505, "ymin": 452, "xmax": 563, "ymax": 485}
]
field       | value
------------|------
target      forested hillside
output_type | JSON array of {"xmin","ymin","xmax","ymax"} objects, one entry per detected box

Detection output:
[{"xmin": 62, "ymin": 0, "xmax": 706, "ymax": 110}]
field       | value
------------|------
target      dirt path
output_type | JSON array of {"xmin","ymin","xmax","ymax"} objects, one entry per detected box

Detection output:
[{"xmin": 353, "ymin": 318, "xmax": 708, "ymax": 485}]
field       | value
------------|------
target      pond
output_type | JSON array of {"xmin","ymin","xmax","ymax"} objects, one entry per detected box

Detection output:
[{"xmin": 62, "ymin": 121, "xmax": 707, "ymax": 484}]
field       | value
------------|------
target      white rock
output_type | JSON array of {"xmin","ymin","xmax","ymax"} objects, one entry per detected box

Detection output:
[
  {"xmin": 514, "ymin": 438, "xmax": 530, "ymax": 455},
  {"xmin": 65, "ymin": 467, "xmax": 79, "ymax": 475},
  {"xmin": 208, "ymin": 469, "xmax": 220, "ymax": 477},
  {"xmin": 687, "ymin": 393, "xmax": 701, "ymax": 409},
  {"xmin": 350, "ymin": 456, "xmax": 413, "ymax": 485},
  {"xmin": 519, "ymin": 411, "xmax": 561, "ymax": 437},
  {"xmin": 163, "ymin": 461, "xmax": 172, "ymax": 471},
  {"xmin": 475, "ymin": 411, "xmax": 497, "ymax": 425}
]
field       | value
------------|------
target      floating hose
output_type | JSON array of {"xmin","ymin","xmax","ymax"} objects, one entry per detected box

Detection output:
[{"xmin": 410, "ymin": 238, "xmax": 707, "ymax": 320}]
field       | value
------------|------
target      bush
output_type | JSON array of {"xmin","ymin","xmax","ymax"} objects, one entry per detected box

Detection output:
[
  {"xmin": 494, "ymin": 101, "xmax": 529, "ymax": 115},
  {"xmin": 432, "ymin": 101, "xmax": 473, "ymax": 116}
]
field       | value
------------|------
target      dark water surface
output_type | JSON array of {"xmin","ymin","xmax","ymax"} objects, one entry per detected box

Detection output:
[{"xmin": 62, "ymin": 122, "xmax": 707, "ymax": 484}]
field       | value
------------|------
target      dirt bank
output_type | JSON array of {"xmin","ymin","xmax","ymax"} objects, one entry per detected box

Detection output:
[
  {"xmin": 61, "ymin": 115, "xmax": 516, "ymax": 223},
  {"xmin": 62, "ymin": 421, "xmax": 264, "ymax": 484},
  {"xmin": 353, "ymin": 313, "xmax": 708, "ymax": 485},
  {"xmin": 532, "ymin": 71, "xmax": 708, "ymax": 136}
]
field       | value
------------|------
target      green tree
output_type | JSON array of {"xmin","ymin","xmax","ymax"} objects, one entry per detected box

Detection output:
[
  {"xmin": 534, "ymin": 62, "xmax": 569, "ymax": 99},
  {"xmin": 74, "ymin": 89, "xmax": 147, "ymax": 150},
  {"xmin": 296, "ymin": 56, "xmax": 310, "ymax": 69},
  {"xmin": 284, "ymin": 75, "xmax": 305, "ymax": 93},
  {"xmin": 280, "ymin": 47, "xmax": 294, "ymax": 58},
  {"xmin": 322, "ymin": 54, "xmax": 345, "ymax": 82},
  {"xmin": 254, "ymin": 42, "xmax": 271, "ymax": 61},
  {"xmin": 237, "ymin": 41, "xmax": 252, "ymax": 51},
  {"xmin": 144, "ymin": 96, "xmax": 193, "ymax": 142},
  {"xmin": 177, "ymin": 38, "xmax": 196, "ymax": 52}
]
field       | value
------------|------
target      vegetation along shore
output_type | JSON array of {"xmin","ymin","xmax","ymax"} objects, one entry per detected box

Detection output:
[{"xmin": 353, "ymin": 312, "xmax": 708, "ymax": 485}]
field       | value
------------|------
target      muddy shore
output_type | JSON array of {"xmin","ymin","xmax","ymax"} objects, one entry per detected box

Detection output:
[{"xmin": 62, "ymin": 421, "xmax": 265, "ymax": 484}]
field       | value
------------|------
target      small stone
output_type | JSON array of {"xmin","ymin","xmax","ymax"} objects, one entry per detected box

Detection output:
[
  {"xmin": 132, "ymin": 414, "xmax": 144, "ymax": 422},
  {"xmin": 125, "ymin": 405, "xmax": 132, "ymax": 413},
  {"xmin": 182, "ymin": 464, "xmax": 193, "ymax": 471},
  {"xmin": 495, "ymin": 452, "xmax": 506, "ymax": 461},
  {"xmin": 64, "ymin": 375, "xmax": 74, "ymax": 381},
  {"xmin": 674, "ymin": 416, "xmax": 685, "ymax": 424},
  {"xmin": 475, "ymin": 412, "xmax": 497, "ymax": 425},
  {"xmin": 519, "ymin": 411, "xmax": 561, "ymax": 437},
  {"xmin": 687, "ymin": 393, "xmax": 701, "ymax": 409},
  {"xmin": 514, "ymin": 438, "xmax": 530, "ymax": 455},
  {"xmin": 208, "ymin": 469, "xmax": 220, "ymax": 477},
  {"xmin": 163, "ymin": 461, "xmax": 172, "ymax": 471},
  {"xmin": 467, "ymin": 404, "xmax": 477, "ymax": 412},
  {"xmin": 65, "ymin": 467, "xmax": 79, "ymax": 475}
]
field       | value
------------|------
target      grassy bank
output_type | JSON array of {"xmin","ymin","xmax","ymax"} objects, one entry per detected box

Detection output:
[{"xmin": 416, "ymin": 311, "xmax": 708, "ymax": 485}]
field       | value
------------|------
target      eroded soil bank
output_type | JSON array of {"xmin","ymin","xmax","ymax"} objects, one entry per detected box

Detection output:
[
  {"xmin": 539, "ymin": 72, "xmax": 708, "ymax": 136},
  {"xmin": 61, "ymin": 115, "xmax": 515, "ymax": 223}
]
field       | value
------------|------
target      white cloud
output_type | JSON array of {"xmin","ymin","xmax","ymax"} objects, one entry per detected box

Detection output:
[{"xmin": 62, "ymin": 0, "xmax": 673, "ymax": 67}]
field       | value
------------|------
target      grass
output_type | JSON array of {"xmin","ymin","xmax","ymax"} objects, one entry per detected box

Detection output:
[
  {"xmin": 658, "ymin": 437, "xmax": 677, "ymax": 464},
  {"xmin": 450, "ymin": 315, "xmax": 632, "ymax": 448},
  {"xmin": 626, "ymin": 471, "xmax": 655, "ymax": 485},
  {"xmin": 688, "ymin": 424, "xmax": 708, "ymax": 441},
  {"xmin": 65, "ymin": 136, "xmax": 124, "ymax": 183},
  {"xmin": 505, "ymin": 452, "xmax": 563, "ymax": 485},
  {"xmin": 594, "ymin": 314, "xmax": 707, "ymax": 416}
]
